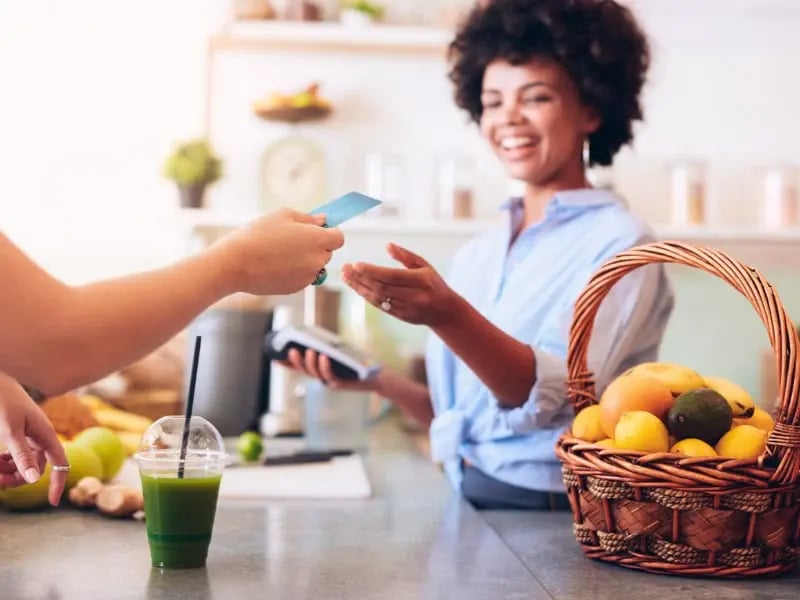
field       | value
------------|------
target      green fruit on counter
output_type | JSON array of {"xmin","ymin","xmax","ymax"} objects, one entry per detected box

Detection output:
[
  {"xmin": 237, "ymin": 431, "xmax": 264, "ymax": 462},
  {"xmin": 63, "ymin": 441, "xmax": 104, "ymax": 491},
  {"xmin": 72, "ymin": 427, "xmax": 126, "ymax": 482},
  {"xmin": 0, "ymin": 465, "xmax": 52, "ymax": 511},
  {"xmin": 667, "ymin": 388, "xmax": 733, "ymax": 445}
]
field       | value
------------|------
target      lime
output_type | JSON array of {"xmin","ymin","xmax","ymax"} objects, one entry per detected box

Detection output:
[{"xmin": 237, "ymin": 431, "xmax": 264, "ymax": 462}]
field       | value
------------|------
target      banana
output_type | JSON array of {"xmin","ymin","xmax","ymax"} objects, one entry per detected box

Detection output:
[
  {"xmin": 91, "ymin": 408, "xmax": 152, "ymax": 434},
  {"xmin": 78, "ymin": 395, "xmax": 152, "ymax": 434},
  {"xmin": 622, "ymin": 362, "xmax": 706, "ymax": 395},
  {"xmin": 703, "ymin": 376, "xmax": 756, "ymax": 418},
  {"xmin": 78, "ymin": 394, "xmax": 109, "ymax": 411}
]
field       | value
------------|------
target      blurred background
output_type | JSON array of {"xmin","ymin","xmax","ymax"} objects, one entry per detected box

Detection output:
[{"xmin": 1, "ymin": 0, "xmax": 799, "ymax": 422}]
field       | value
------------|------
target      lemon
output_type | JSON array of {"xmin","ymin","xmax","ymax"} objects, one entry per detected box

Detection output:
[
  {"xmin": 614, "ymin": 411, "xmax": 669, "ymax": 453},
  {"xmin": 670, "ymin": 438, "xmax": 717, "ymax": 457},
  {"xmin": 595, "ymin": 438, "xmax": 618, "ymax": 449},
  {"xmin": 572, "ymin": 405, "xmax": 605, "ymax": 442},
  {"xmin": 237, "ymin": 431, "xmax": 264, "ymax": 462},
  {"xmin": 715, "ymin": 425, "xmax": 768, "ymax": 460},
  {"xmin": 733, "ymin": 407, "xmax": 774, "ymax": 433}
]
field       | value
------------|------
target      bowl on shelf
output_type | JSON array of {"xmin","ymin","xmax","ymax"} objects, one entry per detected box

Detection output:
[{"xmin": 253, "ymin": 104, "xmax": 331, "ymax": 123}]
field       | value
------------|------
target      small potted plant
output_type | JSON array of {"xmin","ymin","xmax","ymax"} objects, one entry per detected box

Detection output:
[
  {"xmin": 163, "ymin": 139, "xmax": 223, "ymax": 209},
  {"xmin": 339, "ymin": 0, "xmax": 383, "ymax": 27}
]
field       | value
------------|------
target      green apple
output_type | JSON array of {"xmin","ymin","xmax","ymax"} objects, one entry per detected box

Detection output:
[
  {"xmin": 72, "ymin": 427, "xmax": 126, "ymax": 482},
  {"xmin": 63, "ymin": 441, "xmax": 104, "ymax": 491},
  {"xmin": 1, "ymin": 465, "xmax": 52, "ymax": 511}
]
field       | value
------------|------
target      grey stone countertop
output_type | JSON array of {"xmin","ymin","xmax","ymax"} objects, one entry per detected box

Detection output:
[
  {"xmin": 482, "ymin": 507, "xmax": 800, "ymax": 600},
  {"xmin": 1, "ymin": 417, "xmax": 799, "ymax": 599}
]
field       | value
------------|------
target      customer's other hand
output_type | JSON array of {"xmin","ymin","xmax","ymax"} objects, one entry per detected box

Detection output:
[{"xmin": 0, "ymin": 374, "xmax": 69, "ymax": 506}]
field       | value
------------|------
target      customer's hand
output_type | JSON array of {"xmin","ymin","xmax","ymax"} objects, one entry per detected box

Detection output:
[
  {"xmin": 212, "ymin": 208, "xmax": 345, "ymax": 296},
  {"xmin": 280, "ymin": 349, "xmax": 380, "ymax": 392},
  {"xmin": 0, "ymin": 374, "xmax": 68, "ymax": 506},
  {"xmin": 342, "ymin": 243, "xmax": 461, "ymax": 327}
]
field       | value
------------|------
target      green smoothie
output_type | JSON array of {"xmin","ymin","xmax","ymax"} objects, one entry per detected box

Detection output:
[{"xmin": 141, "ymin": 473, "xmax": 222, "ymax": 568}]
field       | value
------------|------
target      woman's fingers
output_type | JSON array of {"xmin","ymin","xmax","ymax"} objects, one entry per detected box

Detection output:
[
  {"xmin": 303, "ymin": 349, "xmax": 324, "ymax": 380},
  {"xmin": 286, "ymin": 349, "xmax": 311, "ymax": 376}
]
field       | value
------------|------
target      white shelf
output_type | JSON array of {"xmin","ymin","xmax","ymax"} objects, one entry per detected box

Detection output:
[
  {"xmin": 654, "ymin": 225, "xmax": 800, "ymax": 243},
  {"xmin": 212, "ymin": 21, "xmax": 452, "ymax": 54},
  {"xmin": 652, "ymin": 225, "xmax": 800, "ymax": 269},
  {"xmin": 177, "ymin": 209, "xmax": 496, "ymax": 236},
  {"xmin": 177, "ymin": 210, "xmax": 800, "ymax": 268}
]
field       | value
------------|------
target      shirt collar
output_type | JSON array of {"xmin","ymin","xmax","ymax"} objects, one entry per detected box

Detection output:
[
  {"xmin": 500, "ymin": 188, "xmax": 621, "ymax": 213},
  {"xmin": 500, "ymin": 188, "xmax": 622, "ymax": 240}
]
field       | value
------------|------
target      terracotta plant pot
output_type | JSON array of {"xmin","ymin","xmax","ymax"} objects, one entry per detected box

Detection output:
[{"xmin": 178, "ymin": 183, "xmax": 206, "ymax": 209}]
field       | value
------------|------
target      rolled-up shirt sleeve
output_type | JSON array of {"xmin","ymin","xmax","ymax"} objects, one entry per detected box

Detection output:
[{"xmin": 494, "ymin": 238, "xmax": 675, "ymax": 435}]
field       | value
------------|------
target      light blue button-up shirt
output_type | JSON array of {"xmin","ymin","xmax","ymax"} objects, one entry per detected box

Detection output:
[{"xmin": 425, "ymin": 188, "xmax": 674, "ymax": 493}]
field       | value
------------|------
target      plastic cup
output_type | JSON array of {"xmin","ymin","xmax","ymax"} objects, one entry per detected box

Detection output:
[{"xmin": 134, "ymin": 416, "xmax": 228, "ymax": 569}]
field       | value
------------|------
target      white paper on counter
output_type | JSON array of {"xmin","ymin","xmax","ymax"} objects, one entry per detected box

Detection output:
[
  {"xmin": 219, "ymin": 455, "xmax": 372, "ymax": 500},
  {"xmin": 115, "ymin": 454, "xmax": 373, "ymax": 500}
]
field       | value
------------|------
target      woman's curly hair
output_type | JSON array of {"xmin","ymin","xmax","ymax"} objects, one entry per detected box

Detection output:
[{"xmin": 448, "ymin": 0, "xmax": 650, "ymax": 167}]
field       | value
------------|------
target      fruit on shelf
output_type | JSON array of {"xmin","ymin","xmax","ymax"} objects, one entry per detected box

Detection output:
[{"xmin": 252, "ymin": 82, "xmax": 332, "ymax": 122}]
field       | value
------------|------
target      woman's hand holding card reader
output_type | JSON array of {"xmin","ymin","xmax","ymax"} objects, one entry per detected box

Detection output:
[{"xmin": 265, "ymin": 325, "xmax": 380, "ymax": 381}]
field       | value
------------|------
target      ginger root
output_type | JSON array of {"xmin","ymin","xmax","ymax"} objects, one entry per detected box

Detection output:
[
  {"xmin": 96, "ymin": 484, "xmax": 144, "ymax": 517},
  {"xmin": 68, "ymin": 476, "xmax": 143, "ymax": 519},
  {"xmin": 68, "ymin": 476, "xmax": 104, "ymax": 508}
]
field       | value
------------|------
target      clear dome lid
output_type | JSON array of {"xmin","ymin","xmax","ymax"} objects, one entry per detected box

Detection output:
[{"xmin": 134, "ymin": 415, "xmax": 227, "ymax": 471}]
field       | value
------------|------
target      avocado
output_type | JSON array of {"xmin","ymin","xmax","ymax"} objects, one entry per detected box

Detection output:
[{"xmin": 667, "ymin": 388, "xmax": 733, "ymax": 445}]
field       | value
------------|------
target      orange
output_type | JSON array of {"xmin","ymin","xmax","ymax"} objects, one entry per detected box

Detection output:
[{"xmin": 599, "ymin": 373, "xmax": 674, "ymax": 438}]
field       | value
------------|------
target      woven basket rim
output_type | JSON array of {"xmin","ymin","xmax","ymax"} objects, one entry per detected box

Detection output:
[{"xmin": 563, "ymin": 241, "xmax": 800, "ymax": 486}]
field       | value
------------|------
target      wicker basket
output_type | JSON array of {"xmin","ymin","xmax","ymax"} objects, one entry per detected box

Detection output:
[{"xmin": 555, "ymin": 241, "xmax": 800, "ymax": 577}]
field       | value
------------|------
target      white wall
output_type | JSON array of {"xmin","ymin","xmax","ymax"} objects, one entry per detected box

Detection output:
[
  {"xmin": 1, "ymin": 0, "xmax": 799, "ymax": 283},
  {"xmin": 0, "ymin": 0, "xmax": 231, "ymax": 283}
]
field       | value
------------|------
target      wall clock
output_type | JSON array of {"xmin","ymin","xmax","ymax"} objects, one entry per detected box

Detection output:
[{"xmin": 260, "ymin": 135, "xmax": 327, "ymax": 212}]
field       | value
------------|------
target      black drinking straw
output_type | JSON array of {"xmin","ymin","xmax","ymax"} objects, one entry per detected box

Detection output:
[{"xmin": 178, "ymin": 335, "xmax": 202, "ymax": 479}]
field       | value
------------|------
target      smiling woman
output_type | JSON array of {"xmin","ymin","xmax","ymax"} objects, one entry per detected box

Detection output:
[{"xmin": 280, "ymin": 0, "xmax": 675, "ymax": 511}]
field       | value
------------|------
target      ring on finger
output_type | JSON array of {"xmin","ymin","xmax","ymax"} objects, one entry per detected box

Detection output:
[
  {"xmin": 312, "ymin": 268, "xmax": 328, "ymax": 286},
  {"xmin": 380, "ymin": 297, "xmax": 392, "ymax": 312}
]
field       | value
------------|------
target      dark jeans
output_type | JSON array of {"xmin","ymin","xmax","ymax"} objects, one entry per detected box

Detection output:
[{"xmin": 461, "ymin": 464, "xmax": 571, "ymax": 511}]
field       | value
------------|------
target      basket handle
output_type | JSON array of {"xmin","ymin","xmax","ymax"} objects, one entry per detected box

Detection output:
[{"xmin": 565, "ymin": 240, "xmax": 800, "ymax": 484}]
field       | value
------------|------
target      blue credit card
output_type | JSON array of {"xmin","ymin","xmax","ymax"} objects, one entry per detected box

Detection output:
[{"xmin": 309, "ymin": 191, "xmax": 381, "ymax": 227}]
